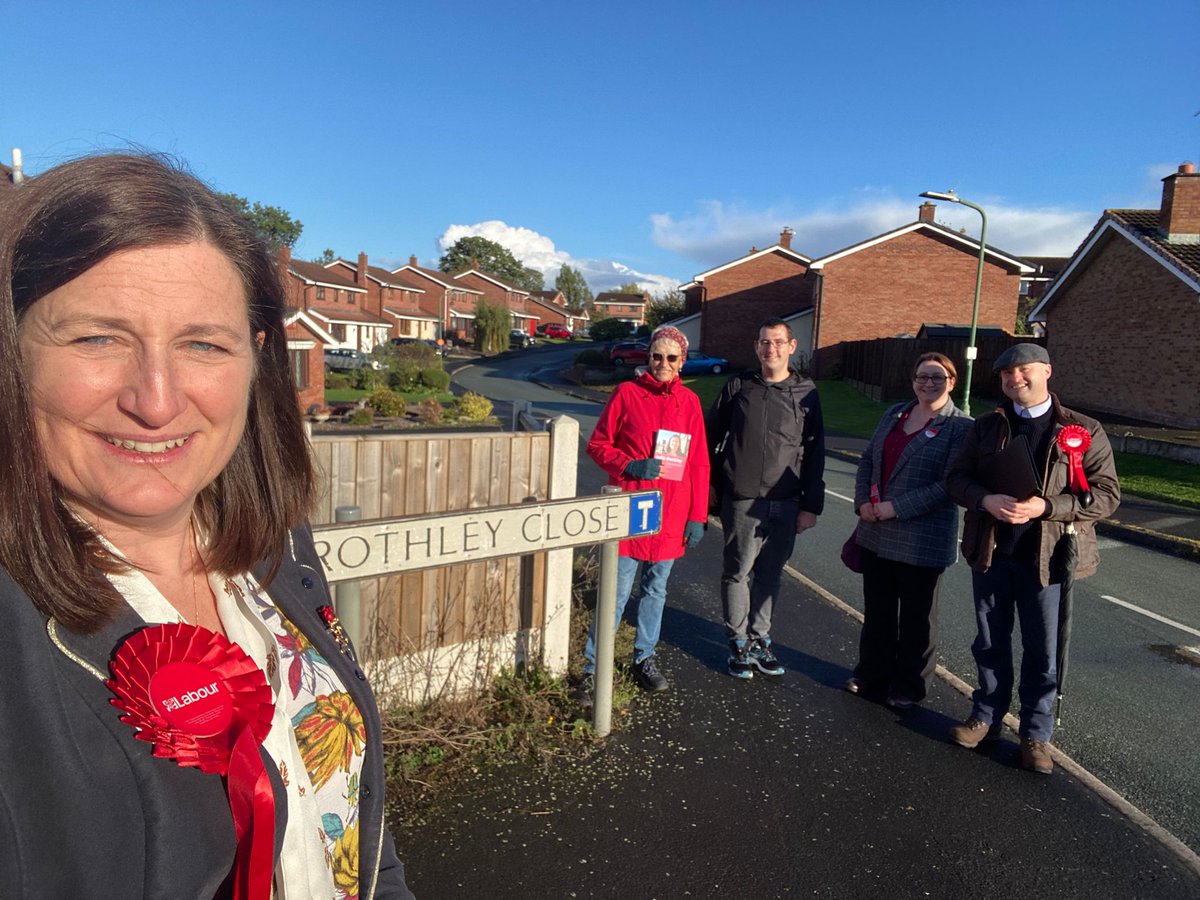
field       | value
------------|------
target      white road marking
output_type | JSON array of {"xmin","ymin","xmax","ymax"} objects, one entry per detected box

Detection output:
[
  {"xmin": 1101, "ymin": 595, "xmax": 1200, "ymax": 639},
  {"xmin": 826, "ymin": 489, "xmax": 855, "ymax": 504}
]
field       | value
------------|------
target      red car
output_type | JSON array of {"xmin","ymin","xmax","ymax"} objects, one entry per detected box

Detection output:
[
  {"xmin": 609, "ymin": 341, "xmax": 649, "ymax": 366},
  {"xmin": 540, "ymin": 323, "xmax": 574, "ymax": 339}
]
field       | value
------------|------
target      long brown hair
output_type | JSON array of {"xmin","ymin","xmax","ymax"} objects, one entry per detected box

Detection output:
[{"xmin": 0, "ymin": 153, "xmax": 315, "ymax": 633}]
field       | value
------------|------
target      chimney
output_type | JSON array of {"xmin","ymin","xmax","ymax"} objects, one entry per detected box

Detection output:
[
  {"xmin": 409, "ymin": 254, "xmax": 418, "ymax": 267},
  {"xmin": 779, "ymin": 226, "xmax": 794, "ymax": 249},
  {"xmin": 1160, "ymin": 161, "xmax": 1200, "ymax": 243},
  {"xmin": 11, "ymin": 148, "xmax": 24, "ymax": 185},
  {"xmin": 918, "ymin": 201, "xmax": 936, "ymax": 224},
  {"xmin": 278, "ymin": 245, "xmax": 292, "ymax": 267},
  {"xmin": 357, "ymin": 251, "xmax": 368, "ymax": 285},
  {"xmin": 749, "ymin": 246, "xmax": 758, "ymax": 254}
]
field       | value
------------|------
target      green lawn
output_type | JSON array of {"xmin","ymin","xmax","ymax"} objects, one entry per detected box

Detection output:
[{"xmin": 325, "ymin": 387, "xmax": 454, "ymax": 405}]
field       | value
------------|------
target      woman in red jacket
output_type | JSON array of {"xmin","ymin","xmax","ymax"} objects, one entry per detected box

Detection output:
[{"xmin": 583, "ymin": 326, "xmax": 710, "ymax": 695}]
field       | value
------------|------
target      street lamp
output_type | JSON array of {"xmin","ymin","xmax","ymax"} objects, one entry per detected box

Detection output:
[{"xmin": 920, "ymin": 189, "xmax": 987, "ymax": 416}]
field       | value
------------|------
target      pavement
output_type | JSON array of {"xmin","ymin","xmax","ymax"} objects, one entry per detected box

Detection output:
[{"xmin": 392, "ymin": 362, "xmax": 1200, "ymax": 898}]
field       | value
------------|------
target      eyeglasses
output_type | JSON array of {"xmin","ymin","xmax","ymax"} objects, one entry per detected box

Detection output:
[
  {"xmin": 651, "ymin": 353, "xmax": 679, "ymax": 363},
  {"xmin": 913, "ymin": 374, "xmax": 948, "ymax": 385},
  {"xmin": 756, "ymin": 339, "xmax": 791, "ymax": 349}
]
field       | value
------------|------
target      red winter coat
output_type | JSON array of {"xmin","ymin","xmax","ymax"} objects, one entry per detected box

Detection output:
[{"xmin": 587, "ymin": 371, "xmax": 710, "ymax": 561}]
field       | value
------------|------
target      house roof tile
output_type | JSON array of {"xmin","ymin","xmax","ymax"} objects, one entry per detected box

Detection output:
[
  {"xmin": 307, "ymin": 305, "xmax": 391, "ymax": 326},
  {"xmin": 289, "ymin": 259, "xmax": 366, "ymax": 291}
]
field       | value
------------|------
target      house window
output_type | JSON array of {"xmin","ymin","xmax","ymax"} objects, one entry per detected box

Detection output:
[
  {"xmin": 289, "ymin": 348, "xmax": 309, "ymax": 388},
  {"xmin": 316, "ymin": 286, "xmax": 325, "ymax": 300},
  {"xmin": 332, "ymin": 324, "xmax": 346, "ymax": 342},
  {"xmin": 1018, "ymin": 281, "xmax": 1031, "ymax": 297},
  {"xmin": 348, "ymin": 291, "xmax": 356, "ymax": 305}
]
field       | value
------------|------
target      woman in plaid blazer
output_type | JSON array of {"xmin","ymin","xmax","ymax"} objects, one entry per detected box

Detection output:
[{"xmin": 846, "ymin": 352, "xmax": 973, "ymax": 708}]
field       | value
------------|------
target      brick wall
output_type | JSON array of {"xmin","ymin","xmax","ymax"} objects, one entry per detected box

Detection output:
[
  {"xmin": 814, "ymin": 231, "xmax": 1021, "ymax": 375},
  {"xmin": 1047, "ymin": 237, "xmax": 1200, "ymax": 427},
  {"xmin": 696, "ymin": 251, "xmax": 811, "ymax": 367},
  {"xmin": 285, "ymin": 319, "xmax": 325, "ymax": 414}
]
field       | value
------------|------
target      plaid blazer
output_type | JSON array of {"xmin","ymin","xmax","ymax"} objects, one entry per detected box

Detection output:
[{"xmin": 853, "ymin": 399, "xmax": 973, "ymax": 567}]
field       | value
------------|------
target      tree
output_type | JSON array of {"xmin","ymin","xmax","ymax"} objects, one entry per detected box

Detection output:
[
  {"xmin": 588, "ymin": 317, "xmax": 634, "ymax": 342},
  {"xmin": 313, "ymin": 249, "xmax": 337, "ymax": 265},
  {"xmin": 645, "ymin": 288, "xmax": 685, "ymax": 329},
  {"xmin": 555, "ymin": 264, "xmax": 594, "ymax": 312},
  {"xmin": 217, "ymin": 192, "xmax": 303, "ymax": 250},
  {"xmin": 473, "ymin": 298, "xmax": 512, "ymax": 355},
  {"xmin": 610, "ymin": 281, "xmax": 643, "ymax": 294},
  {"xmin": 438, "ymin": 236, "xmax": 544, "ymax": 292}
]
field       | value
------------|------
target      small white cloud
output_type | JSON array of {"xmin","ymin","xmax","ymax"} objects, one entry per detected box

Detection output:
[{"xmin": 436, "ymin": 220, "xmax": 680, "ymax": 295}]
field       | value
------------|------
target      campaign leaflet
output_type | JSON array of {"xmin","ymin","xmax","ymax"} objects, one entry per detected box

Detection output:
[{"xmin": 654, "ymin": 429, "xmax": 691, "ymax": 481}]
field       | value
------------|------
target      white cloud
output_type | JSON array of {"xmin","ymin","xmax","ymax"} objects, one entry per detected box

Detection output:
[
  {"xmin": 435, "ymin": 220, "xmax": 680, "ymax": 295},
  {"xmin": 652, "ymin": 196, "xmax": 1101, "ymax": 275}
]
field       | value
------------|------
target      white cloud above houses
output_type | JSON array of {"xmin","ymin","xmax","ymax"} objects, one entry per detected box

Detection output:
[
  {"xmin": 434, "ymin": 220, "xmax": 680, "ymax": 296},
  {"xmin": 651, "ymin": 196, "xmax": 1102, "ymax": 274}
]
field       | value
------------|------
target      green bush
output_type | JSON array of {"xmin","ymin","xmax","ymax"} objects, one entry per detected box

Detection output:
[
  {"xmin": 588, "ymin": 317, "xmax": 633, "ymax": 342},
  {"xmin": 420, "ymin": 368, "xmax": 450, "ymax": 391},
  {"xmin": 418, "ymin": 397, "xmax": 444, "ymax": 425},
  {"xmin": 352, "ymin": 367, "xmax": 382, "ymax": 390},
  {"xmin": 368, "ymin": 389, "xmax": 406, "ymax": 417},
  {"xmin": 392, "ymin": 342, "xmax": 439, "ymax": 368},
  {"xmin": 388, "ymin": 360, "xmax": 421, "ymax": 391},
  {"xmin": 325, "ymin": 372, "xmax": 351, "ymax": 390},
  {"xmin": 574, "ymin": 348, "xmax": 608, "ymax": 367},
  {"xmin": 455, "ymin": 391, "xmax": 493, "ymax": 422},
  {"xmin": 348, "ymin": 408, "xmax": 374, "ymax": 426}
]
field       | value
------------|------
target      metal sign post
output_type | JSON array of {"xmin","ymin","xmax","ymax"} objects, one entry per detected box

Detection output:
[{"xmin": 592, "ymin": 486, "xmax": 622, "ymax": 737}]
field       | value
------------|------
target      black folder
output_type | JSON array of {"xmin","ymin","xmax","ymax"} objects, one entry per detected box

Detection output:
[{"xmin": 980, "ymin": 433, "xmax": 1041, "ymax": 500}]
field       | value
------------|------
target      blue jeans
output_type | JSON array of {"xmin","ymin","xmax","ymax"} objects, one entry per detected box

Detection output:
[
  {"xmin": 720, "ymin": 496, "xmax": 801, "ymax": 642},
  {"xmin": 583, "ymin": 555, "xmax": 675, "ymax": 674},
  {"xmin": 969, "ymin": 553, "xmax": 1061, "ymax": 741}
]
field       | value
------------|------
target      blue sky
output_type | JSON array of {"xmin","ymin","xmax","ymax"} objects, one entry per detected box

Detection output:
[{"xmin": 4, "ymin": 1, "xmax": 1197, "ymax": 294}]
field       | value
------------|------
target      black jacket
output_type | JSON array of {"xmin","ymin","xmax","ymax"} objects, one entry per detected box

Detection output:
[
  {"xmin": 0, "ymin": 525, "xmax": 414, "ymax": 900},
  {"xmin": 706, "ymin": 368, "xmax": 826, "ymax": 514}
]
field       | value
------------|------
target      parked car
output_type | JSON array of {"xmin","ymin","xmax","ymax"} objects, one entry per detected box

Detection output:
[
  {"xmin": 680, "ymin": 351, "xmax": 728, "ymax": 375},
  {"xmin": 390, "ymin": 336, "xmax": 445, "ymax": 357},
  {"xmin": 324, "ymin": 347, "xmax": 382, "ymax": 372},
  {"xmin": 609, "ymin": 341, "xmax": 649, "ymax": 366},
  {"xmin": 510, "ymin": 329, "xmax": 536, "ymax": 349},
  {"xmin": 538, "ymin": 323, "xmax": 574, "ymax": 340}
]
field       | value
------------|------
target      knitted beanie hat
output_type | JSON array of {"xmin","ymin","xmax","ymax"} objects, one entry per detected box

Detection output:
[{"xmin": 649, "ymin": 325, "xmax": 689, "ymax": 363}]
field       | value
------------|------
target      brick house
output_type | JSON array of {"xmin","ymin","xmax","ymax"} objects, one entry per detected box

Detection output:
[
  {"xmin": 325, "ymin": 254, "xmax": 439, "ymax": 342},
  {"xmin": 529, "ymin": 290, "xmax": 590, "ymax": 333},
  {"xmin": 284, "ymin": 309, "xmax": 337, "ymax": 413},
  {"xmin": 1028, "ymin": 162, "xmax": 1200, "ymax": 427},
  {"xmin": 593, "ymin": 291, "xmax": 648, "ymax": 330},
  {"xmin": 280, "ymin": 248, "xmax": 391, "ymax": 352},
  {"xmin": 805, "ymin": 204, "xmax": 1032, "ymax": 375},
  {"xmin": 680, "ymin": 228, "xmax": 812, "ymax": 367},
  {"xmin": 391, "ymin": 256, "xmax": 484, "ymax": 344},
  {"xmin": 452, "ymin": 266, "xmax": 537, "ymax": 334}
]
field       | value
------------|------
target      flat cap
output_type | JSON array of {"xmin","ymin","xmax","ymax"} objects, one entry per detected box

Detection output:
[{"xmin": 993, "ymin": 342, "xmax": 1050, "ymax": 372}]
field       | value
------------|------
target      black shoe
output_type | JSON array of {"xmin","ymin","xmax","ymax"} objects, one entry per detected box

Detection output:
[
  {"xmin": 748, "ymin": 637, "xmax": 784, "ymax": 677},
  {"xmin": 727, "ymin": 640, "xmax": 754, "ymax": 679},
  {"xmin": 573, "ymin": 675, "xmax": 594, "ymax": 708},
  {"xmin": 632, "ymin": 656, "xmax": 669, "ymax": 692}
]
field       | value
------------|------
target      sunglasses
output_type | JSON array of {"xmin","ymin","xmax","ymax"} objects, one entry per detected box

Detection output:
[{"xmin": 651, "ymin": 353, "xmax": 680, "ymax": 363}]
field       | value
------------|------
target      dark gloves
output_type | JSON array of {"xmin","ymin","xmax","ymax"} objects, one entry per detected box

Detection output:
[
  {"xmin": 624, "ymin": 458, "xmax": 662, "ymax": 480},
  {"xmin": 684, "ymin": 520, "xmax": 705, "ymax": 549}
]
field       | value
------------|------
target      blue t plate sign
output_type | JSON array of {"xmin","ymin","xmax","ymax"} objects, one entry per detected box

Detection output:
[{"xmin": 627, "ymin": 491, "xmax": 662, "ymax": 536}]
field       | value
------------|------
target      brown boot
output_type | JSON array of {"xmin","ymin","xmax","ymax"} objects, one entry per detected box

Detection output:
[
  {"xmin": 949, "ymin": 717, "xmax": 1002, "ymax": 749},
  {"xmin": 1020, "ymin": 738, "xmax": 1054, "ymax": 775}
]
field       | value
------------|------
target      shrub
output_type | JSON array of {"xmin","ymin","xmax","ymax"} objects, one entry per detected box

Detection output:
[
  {"xmin": 392, "ymin": 342, "xmax": 438, "ymax": 368},
  {"xmin": 368, "ymin": 389, "xmax": 406, "ymax": 417},
  {"xmin": 588, "ymin": 317, "xmax": 633, "ymax": 342},
  {"xmin": 352, "ymin": 367, "xmax": 382, "ymax": 390},
  {"xmin": 348, "ymin": 408, "xmax": 374, "ymax": 426},
  {"xmin": 325, "ymin": 372, "xmax": 351, "ymax": 390},
  {"xmin": 420, "ymin": 367, "xmax": 450, "ymax": 391},
  {"xmin": 418, "ymin": 397, "xmax": 444, "ymax": 425},
  {"xmin": 573, "ymin": 348, "xmax": 608, "ymax": 367},
  {"xmin": 455, "ymin": 391, "xmax": 493, "ymax": 422},
  {"xmin": 388, "ymin": 362, "xmax": 420, "ymax": 391}
]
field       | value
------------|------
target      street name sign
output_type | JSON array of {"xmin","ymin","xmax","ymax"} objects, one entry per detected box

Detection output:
[{"xmin": 312, "ymin": 491, "xmax": 663, "ymax": 583}]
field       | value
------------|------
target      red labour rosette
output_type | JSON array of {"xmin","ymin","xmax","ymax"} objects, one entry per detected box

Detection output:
[
  {"xmin": 108, "ymin": 623, "xmax": 277, "ymax": 900},
  {"xmin": 1056, "ymin": 424, "xmax": 1094, "ymax": 508}
]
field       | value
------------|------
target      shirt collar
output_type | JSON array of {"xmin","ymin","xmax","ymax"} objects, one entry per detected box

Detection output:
[{"xmin": 1015, "ymin": 396, "xmax": 1053, "ymax": 419}]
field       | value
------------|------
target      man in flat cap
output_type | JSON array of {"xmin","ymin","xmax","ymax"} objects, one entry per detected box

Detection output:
[{"xmin": 945, "ymin": 343, "xmax": 1119, "ymax": 774}]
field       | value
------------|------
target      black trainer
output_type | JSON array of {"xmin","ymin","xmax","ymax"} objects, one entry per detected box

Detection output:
[
  {"xmin": 727, "ymin": 640, "xmax": 754, "ymax": 679},
  {"xmin": 573, "ymin": 674, "xmax": 594, "ymax": 708},
  {"xmin": 748, "ymin": 637, "xmax": 784, "ymax": 677},
  {"xmin": 633, "ymin": 656, "xmax": 669, "ymax": 692}
]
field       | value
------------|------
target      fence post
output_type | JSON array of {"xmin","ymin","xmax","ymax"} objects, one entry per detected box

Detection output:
[
  {"xmin": 592, "ymin": 485, "xmax": 622, "ymax": 738},
  {"xmin": 542, "ymin": 415, "xmax": 579, "ymax": 675},
  {"xmin": 333, "ymin": 505, "xmax": 364, "ymax": 653}
]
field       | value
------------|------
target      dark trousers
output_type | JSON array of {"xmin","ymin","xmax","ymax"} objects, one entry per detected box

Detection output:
[
  {"xmin": 854, "ymin": 547, "xmax": 944, "ymax": 702},
  {"xmin": 969, "ymin": 552, "xmax": 1060, "ymax": 741}
]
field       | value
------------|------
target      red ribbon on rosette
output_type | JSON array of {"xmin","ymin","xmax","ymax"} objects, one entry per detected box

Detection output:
[
  {"xmin": 108, "ymin": 623, "xmax": 277, "ymax": 899},
  {"xmin": 1056, "ymin": 424, "xmax": 1094, "ymax": 508}
]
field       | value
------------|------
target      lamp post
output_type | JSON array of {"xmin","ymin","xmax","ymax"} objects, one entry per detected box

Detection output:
[{"xmin": 920, "ymin": 189, "xmax": 987, "ymax": 416}]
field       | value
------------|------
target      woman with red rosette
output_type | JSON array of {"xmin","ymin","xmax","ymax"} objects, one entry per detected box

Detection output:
[
  {"xmin": 845, "ymin": 352, "xmax": 973, "ymax": 709},
  {"xmin": 0, "ymin": 155, "xmax": 414, "ymax": 898}
]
